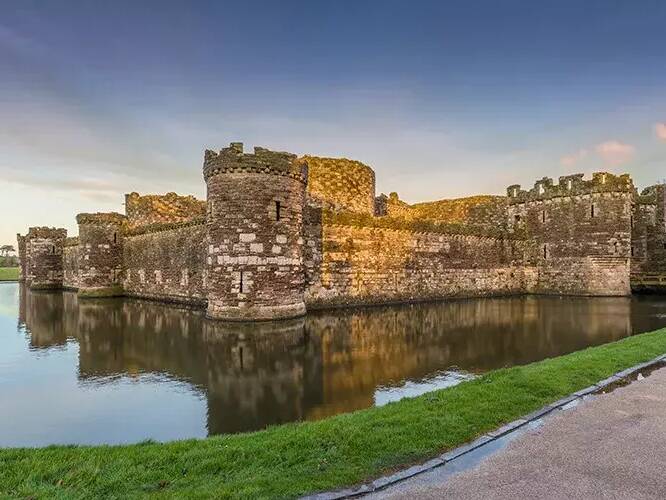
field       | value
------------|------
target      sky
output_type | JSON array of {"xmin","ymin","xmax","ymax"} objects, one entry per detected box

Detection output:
[{"xmin": 1, "ymin": 0, "xmax": 666, "ymax": 244}]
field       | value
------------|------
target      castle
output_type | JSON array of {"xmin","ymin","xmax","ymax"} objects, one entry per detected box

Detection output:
[{"xmin": 16, "ymin": 142, "xmax": 666, "ymax": 321}]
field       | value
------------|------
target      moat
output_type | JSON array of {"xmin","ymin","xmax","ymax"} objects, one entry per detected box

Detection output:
[{"xmin": 2, "ymin": 281, "xmax": 666, "ymax": 447}]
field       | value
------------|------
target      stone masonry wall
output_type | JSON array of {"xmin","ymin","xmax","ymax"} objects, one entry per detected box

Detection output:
[
  {"xmin": 76, "ymin": 213, "xmax": 126, "ymax": 297},
  {"xmin": 375, "ymin": 192, "xmax": 508, "ymax": 231},
  {"xmin": 303, "ymin": 156, "xmax": 376, "ymax": 215},
  {"xmin": 16, "ymin": 234, "xmax": 26, "ymax": 281},
  {"xmin": 631, "ymin": 184, "xmax": 666, "ymax": 290},
  {"xmin": 204, "ymin": 143, "xmax": 308, "ymax": 320},
  {"xmin": 305, "ymin": 223, "xmax": 532, "ymax": 308},
  {"xmin": 507, "ymin": 173, "xmax": 633, "ymax": 296},
  {"xmin": 125, "ymin": 192, "xmax": 206, "ymax": 228},
  {"xmin": 63, "ymin": 238, "xmax": 80, "ymax": 289},
  {"xmin": 24, "ymin": 227, "xmax": 67, "ymax": 289},
  {"xmin": 123, "ymin": 223, "xmax": 207, "ymax": 305}
]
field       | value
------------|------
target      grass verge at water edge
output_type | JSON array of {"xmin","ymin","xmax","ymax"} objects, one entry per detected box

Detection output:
[
  {"xmin": 2, "ymin": 327, "xmax": 666, "ymax": 499},
  {"xmin": 0, "ymin": 267, "xmax": 19, "ymax": 281}
]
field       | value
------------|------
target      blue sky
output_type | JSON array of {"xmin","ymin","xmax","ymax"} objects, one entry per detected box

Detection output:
[{"xmin": 1, "ymin": 0, "xmax": 665, "ymax": 243}]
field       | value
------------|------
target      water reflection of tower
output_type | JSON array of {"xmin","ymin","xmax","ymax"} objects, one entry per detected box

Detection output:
[
  {"xmin": 22, "ymin": 288, "xmax": 68, "ymax": 348},
  {"xmin": 17, "ymin": 283, "xmax": 27, "ymax": 329},
  {"xmin": 202, "ymin": 318, "xmax": 322, "ymax": 434},
  {"xmin": 71, "ymin": 299, "xmax": 325, "ymax": 435}
]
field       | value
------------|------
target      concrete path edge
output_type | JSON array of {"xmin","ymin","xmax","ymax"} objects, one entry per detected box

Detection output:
[{"xmin": 302, "ymin": 353, "xmax": 666, "ymax": 500}]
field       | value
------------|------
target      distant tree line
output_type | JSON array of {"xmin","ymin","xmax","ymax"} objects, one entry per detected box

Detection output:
[{"xmin": 0, "ymin": 245, "xmax": 18, "ymax": 267}]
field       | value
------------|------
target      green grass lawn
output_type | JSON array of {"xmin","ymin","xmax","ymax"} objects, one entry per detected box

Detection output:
[
  {"xmin": 0, "ymin": 267, "xmax": 19, "ymax": 281},
  {"xmin": 2, "ymin": 328, "xmax": 665, "ymax": 499}
]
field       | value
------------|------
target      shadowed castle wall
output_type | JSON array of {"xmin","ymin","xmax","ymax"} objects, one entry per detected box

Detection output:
[
  {"xmin": 507, "ymin": 173, "xmax": 633, "ymax": 296},
  {"xmin": 122, "ymin": 222, "xmax": 207, "ymax": 305},
  {"xmin": 631, "ymin": 184, "xmax": 666, "ymax": 291},
  {"xmin": 63, "ymin": 237, "xmax": 80, "ymax": 289}
]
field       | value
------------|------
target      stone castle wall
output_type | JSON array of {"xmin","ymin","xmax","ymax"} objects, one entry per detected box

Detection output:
[
  {"xmin": 507, "ymin": 173, "xmax": 634, "ymax": 296},
  {"xmin": 63, "ymin": 237, "xmax": 80, "ymax": 289},
  {"xmin": 18, "ymin": 142, "xmax": 664, "ymax": 320},
  {"xmin": 303, "ymin": 156, "xmax": 376, "ymax": 215},
  {"xmin": 631, "ymin": 184, "xmax": 666, "ymax": 291},
  {"xmin": 125, "ymin": 192, "xmax": 206, "ymax": 228},
  {"xmin": 123, "ymin": 222, "xmax": 207, "ymax": 305},
  {"xmin": 378, "ymin": 193, "xmax": 508, "ymax": 230},
  {"xmin": 304, "ymin": 218, "xmax": 532, "ymax": 308}
]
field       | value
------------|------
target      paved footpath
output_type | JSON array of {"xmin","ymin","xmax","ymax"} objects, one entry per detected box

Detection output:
[{"xmin": 370, "ymin": 368, "xmax": 666, "ymax": 500}]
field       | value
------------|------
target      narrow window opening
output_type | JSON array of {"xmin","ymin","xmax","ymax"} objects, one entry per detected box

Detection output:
[
  {"xmin": 51, "ymin": 245, "xmax": 55, "ymax": 254},
  {"xmin": 631, "ymin": 246, "xmax": 635, "ymax": 257},
  {"xmin": 113, "ymin": 232, "xmax": 117, "ymax": 244},
  {"xmin": 275, "ymin": 201, "xmax": 281, "ymax": 221},
  {"xmin": 239, "ymin": 270, "xmax": 244, "ymax": 294},
  {"xmin": 239, "ymin": 347, "xmax": 244, "ymax": 370},
  {"xmin": 630, "ymin": 215, "xmax": 633, "ymax": 228},
  {"xmin": 613, "ymin": 242, "xmax": 619, "ymax": 254},
  {"xmin": 567, "ymin": 179, "xmax": 572, "ymax": 190},
  {"xmin": 543, "ymin": 244, "xmax": 548, "ymax": 259},
  {"xmin": 541, "ymin": 210, "xmax": 546, "ymax": 223},
  {"xmin": 591, "ymin": 204, "xmax": 595, "ymax": 218}
]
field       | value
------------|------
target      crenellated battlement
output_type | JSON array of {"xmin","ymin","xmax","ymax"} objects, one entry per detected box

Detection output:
[
  {"xmin": 507, "ymin": 172, "xmax": 635, "ymax": 204},
  {"xmin": 26, "ymin": 227, "xmax": 68, "ymax": 239},
  {"xmin": 203, "ymin": 142, "xmax": 308, "ymax": 184}
]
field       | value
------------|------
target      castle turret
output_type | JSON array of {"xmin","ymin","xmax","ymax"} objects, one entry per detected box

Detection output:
[
  {"xmin": 16, "ymin": 234, "xmax": 27, "ymax": 282},
  {"xmin": 24, "ymin": 227, "xmax": 67, "ymax": 289},
  {"xmin": 76, "ymin": 213, "xmax": 126, "ymax": 297},
  {"xmin": 203, "ymin": 142, "xmax": 308, "ymax": 321}
]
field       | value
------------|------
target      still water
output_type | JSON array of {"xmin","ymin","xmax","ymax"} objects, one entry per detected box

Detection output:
[{"xmin": 2, "ymin": 282, "xmax": 666, "ymax": 447}]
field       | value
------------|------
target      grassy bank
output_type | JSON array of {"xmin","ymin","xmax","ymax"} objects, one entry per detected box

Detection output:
[
  {"xmin": 0, "ymin": 267, "xmax": 19, "ymax": 281},
  {"xmin": 2, "ymin": 328, "xmax": 666, "ymax": 498}
]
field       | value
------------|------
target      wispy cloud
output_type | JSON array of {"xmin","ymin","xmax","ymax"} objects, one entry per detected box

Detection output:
[
  {"xmin": 655, "ymin": 123, "xmax": 666, "ymax": 141},
  {"xmin": 560, "ymin": 149, "xmax": 588, "ymax": 167},
  {"xmin": 595, "ymin": 140, "xmax": 635, "ymax": 166}
]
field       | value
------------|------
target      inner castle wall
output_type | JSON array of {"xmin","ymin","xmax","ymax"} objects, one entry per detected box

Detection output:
[{"xmin": 17, "ymin": 142, "xmax": 666, "ymax": 320}]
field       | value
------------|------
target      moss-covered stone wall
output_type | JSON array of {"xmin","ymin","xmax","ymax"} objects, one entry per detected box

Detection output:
[
  {"xmin": 303, "ymin": 156, "xmax": 375, "ymax": 215},
  {"xmin": 125, "ymin": 192, "xmax": 206, "ymax": 228}
]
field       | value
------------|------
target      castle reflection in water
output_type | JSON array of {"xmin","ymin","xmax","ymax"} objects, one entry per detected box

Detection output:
[{"xmin": 17, "ymin": 285, "xmax": 666, "ymax": 436}]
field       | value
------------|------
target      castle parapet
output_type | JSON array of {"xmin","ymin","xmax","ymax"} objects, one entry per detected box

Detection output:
[
  {"xmin": 203, "ymin": 143, "xmax": 308, "ymax": 184},
  {"xmin": 25, "ymin": 227, "xmax": 67, "ymax": 289},
  {"xmin": 76, "ymin": 213, "xmax": 127, "ymax": 297},
  {"xmin": 507, "ymin": 172, "xmax": 634, "ymax": 203}
]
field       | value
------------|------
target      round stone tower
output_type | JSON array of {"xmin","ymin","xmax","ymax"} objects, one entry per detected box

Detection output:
[
  {"xmin": 76, "ymin": 212, "xmax": 126, "ymax": 297},
  {"xmin": 203, "ymin": 142, "xmax": 308, "ymax": 321},
  {"xmin": 25, "ymin": 227, "xmax": 67, "ymax": 289}
]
